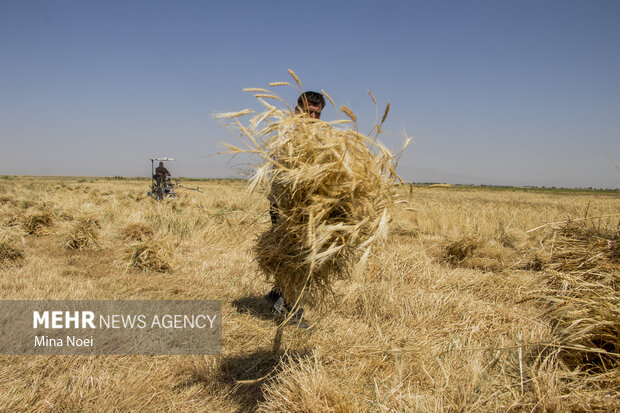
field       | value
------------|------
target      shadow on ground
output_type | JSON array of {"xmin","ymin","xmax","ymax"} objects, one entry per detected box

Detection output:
[
  {"xmin": 172, "ymin": 295, "xmax": 314, "ymax": 410},
  {"xmin": 231, "ymin": 295, "xmax": 278, "ymax": 322},
  {"xmin": 175, "ymin": 348, "xmax": 310, "ymax": 412}
]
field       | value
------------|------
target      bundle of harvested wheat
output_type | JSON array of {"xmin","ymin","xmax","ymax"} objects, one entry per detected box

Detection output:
[
  {"xmin": 543, "ymin": 220, "xmax": 618, "ymax": 284},
  {"xmin": 440, "ymin": 236, "xmax": 515, "ymax": 272},
  {"xmin": 534, "ymin": 220, "xmax": 619, "ymax": 379},
  {"xmin": 66, "ymin": 217, "xmax": 101, "ymax": 250},
  {"xmin": 218, "ymin": 71, "xmax": 408, "ymax": 305},
  {"xmin": 125, "ymin": 237, "xmax": 177, "ymax": 273},
  {"xmin": 22, "ymin": 210, "xmax": 54, "ymax": 235},
  {"xmin": 121, "ymin": 222, "xmax": 154, "ymax": 242},
  {"xmin": 0, "ymin": 230, "xmax": 24, "ymax": 266}
]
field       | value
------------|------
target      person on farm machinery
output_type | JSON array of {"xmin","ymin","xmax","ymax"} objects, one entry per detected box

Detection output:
[
  {"xmin": 264, "ymin": 91, "xmax": 325, "ymax": 329},
  {"xmin": 154, "ymin": 162, "xmax": 171, "ymax": 186}
]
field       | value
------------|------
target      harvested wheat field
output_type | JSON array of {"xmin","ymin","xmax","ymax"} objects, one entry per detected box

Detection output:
[{"xmin": 0, "ymin": 175, "xmax": 618, "ymax": 412}]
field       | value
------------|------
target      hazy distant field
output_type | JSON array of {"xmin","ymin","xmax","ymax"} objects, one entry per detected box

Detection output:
[{"xmin": 0, "ymin": 176, "xmax": 618, "ymax": 412}]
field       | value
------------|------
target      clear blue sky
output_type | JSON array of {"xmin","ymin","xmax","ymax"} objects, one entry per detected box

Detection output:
[{"xmin": 1, "ymin": 0, "xmax": 619, "ymax": 188}]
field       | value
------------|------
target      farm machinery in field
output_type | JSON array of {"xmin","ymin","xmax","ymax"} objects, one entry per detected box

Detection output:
[
  {"xmin": 148, "ymin": 157, "xmax": 178, "ymax": 200},
  {"xmin": 147, "ymin": 157, "xmax": 203, "ymax": 200}
]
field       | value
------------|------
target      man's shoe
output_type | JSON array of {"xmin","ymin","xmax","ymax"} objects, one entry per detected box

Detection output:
[
  {"xmin": 285, "ymin": 305, "xmax": 309, "ymax": 329},
  {"xmin": 290, "ymin": 314, "xmax": 309, "ymax": 330},
  {"xmin": 265, "ymin": 291, "xmax": 285, "ymax": 313}
]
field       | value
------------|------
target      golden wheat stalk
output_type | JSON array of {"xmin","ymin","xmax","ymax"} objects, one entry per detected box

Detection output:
[
  {"xmin": 216, "ymin": 109, "xmax": 254, "ymax": 119},
  {"xmin": 380, "ymin": 102, "xmax": 390, "ymax": 126},
  {"xmin": 288, "ymin": 69, "xmax": 302, "ymax": 88},
  {"xmin": 340, "ymin": 105, "xmax": 357, "ymax": 123},
  {"xmin": 321, "ymin": 89, "xmax": 337, "ymax": 109},
  {"xmin": 243, "ymin": 88, "xmax": 270, "ymax": 93},
  {"xmin": 367, "ymin": 90, "xmax": 377, "ymax": 105}
]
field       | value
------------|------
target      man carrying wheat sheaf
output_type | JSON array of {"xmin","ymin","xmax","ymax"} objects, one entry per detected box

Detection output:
[{"xmin": 264, "ymin": 91, "xmax": 326, "ymax": 329}]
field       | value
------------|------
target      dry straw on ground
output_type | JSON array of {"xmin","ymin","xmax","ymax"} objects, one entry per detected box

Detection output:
[
  {"xmin": 257, "ymin": 352, "xmax": 356, "ymax": 413},
  {"xmin": 218, "ymin": 70, "xmax": 409, "ymax": 306},
  {"xmin": 1, "ymin": 176, "xmax": 620, "ymax": 411}
]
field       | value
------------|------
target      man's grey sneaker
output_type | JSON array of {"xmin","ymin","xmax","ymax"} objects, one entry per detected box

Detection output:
[
  {"xmin": 265, "ymin": 292, "xmax": 309, "ymax": 329},
  {"xmin": 273, "ymin": 296, "xmax": 285, "ymax": 313},
  {"xmin": 290, "ymin": 314, "xmax": 309, "ymax": 329},
  {"xmin": 265, "ymin": 292, "xmax": 285, "ymax": 313},
  {"xmin": 286, "ymin": 305, "xmax": 309, "ymax": 329}
]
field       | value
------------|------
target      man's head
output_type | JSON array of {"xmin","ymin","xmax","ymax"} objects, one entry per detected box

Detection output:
[
  {"xmin": 159, "ymin": 162, "xmax": 164, "ymax": 167},
  {"xmin": 296, "ymin": 91, "xmax": 325, "ymax": 119}
]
